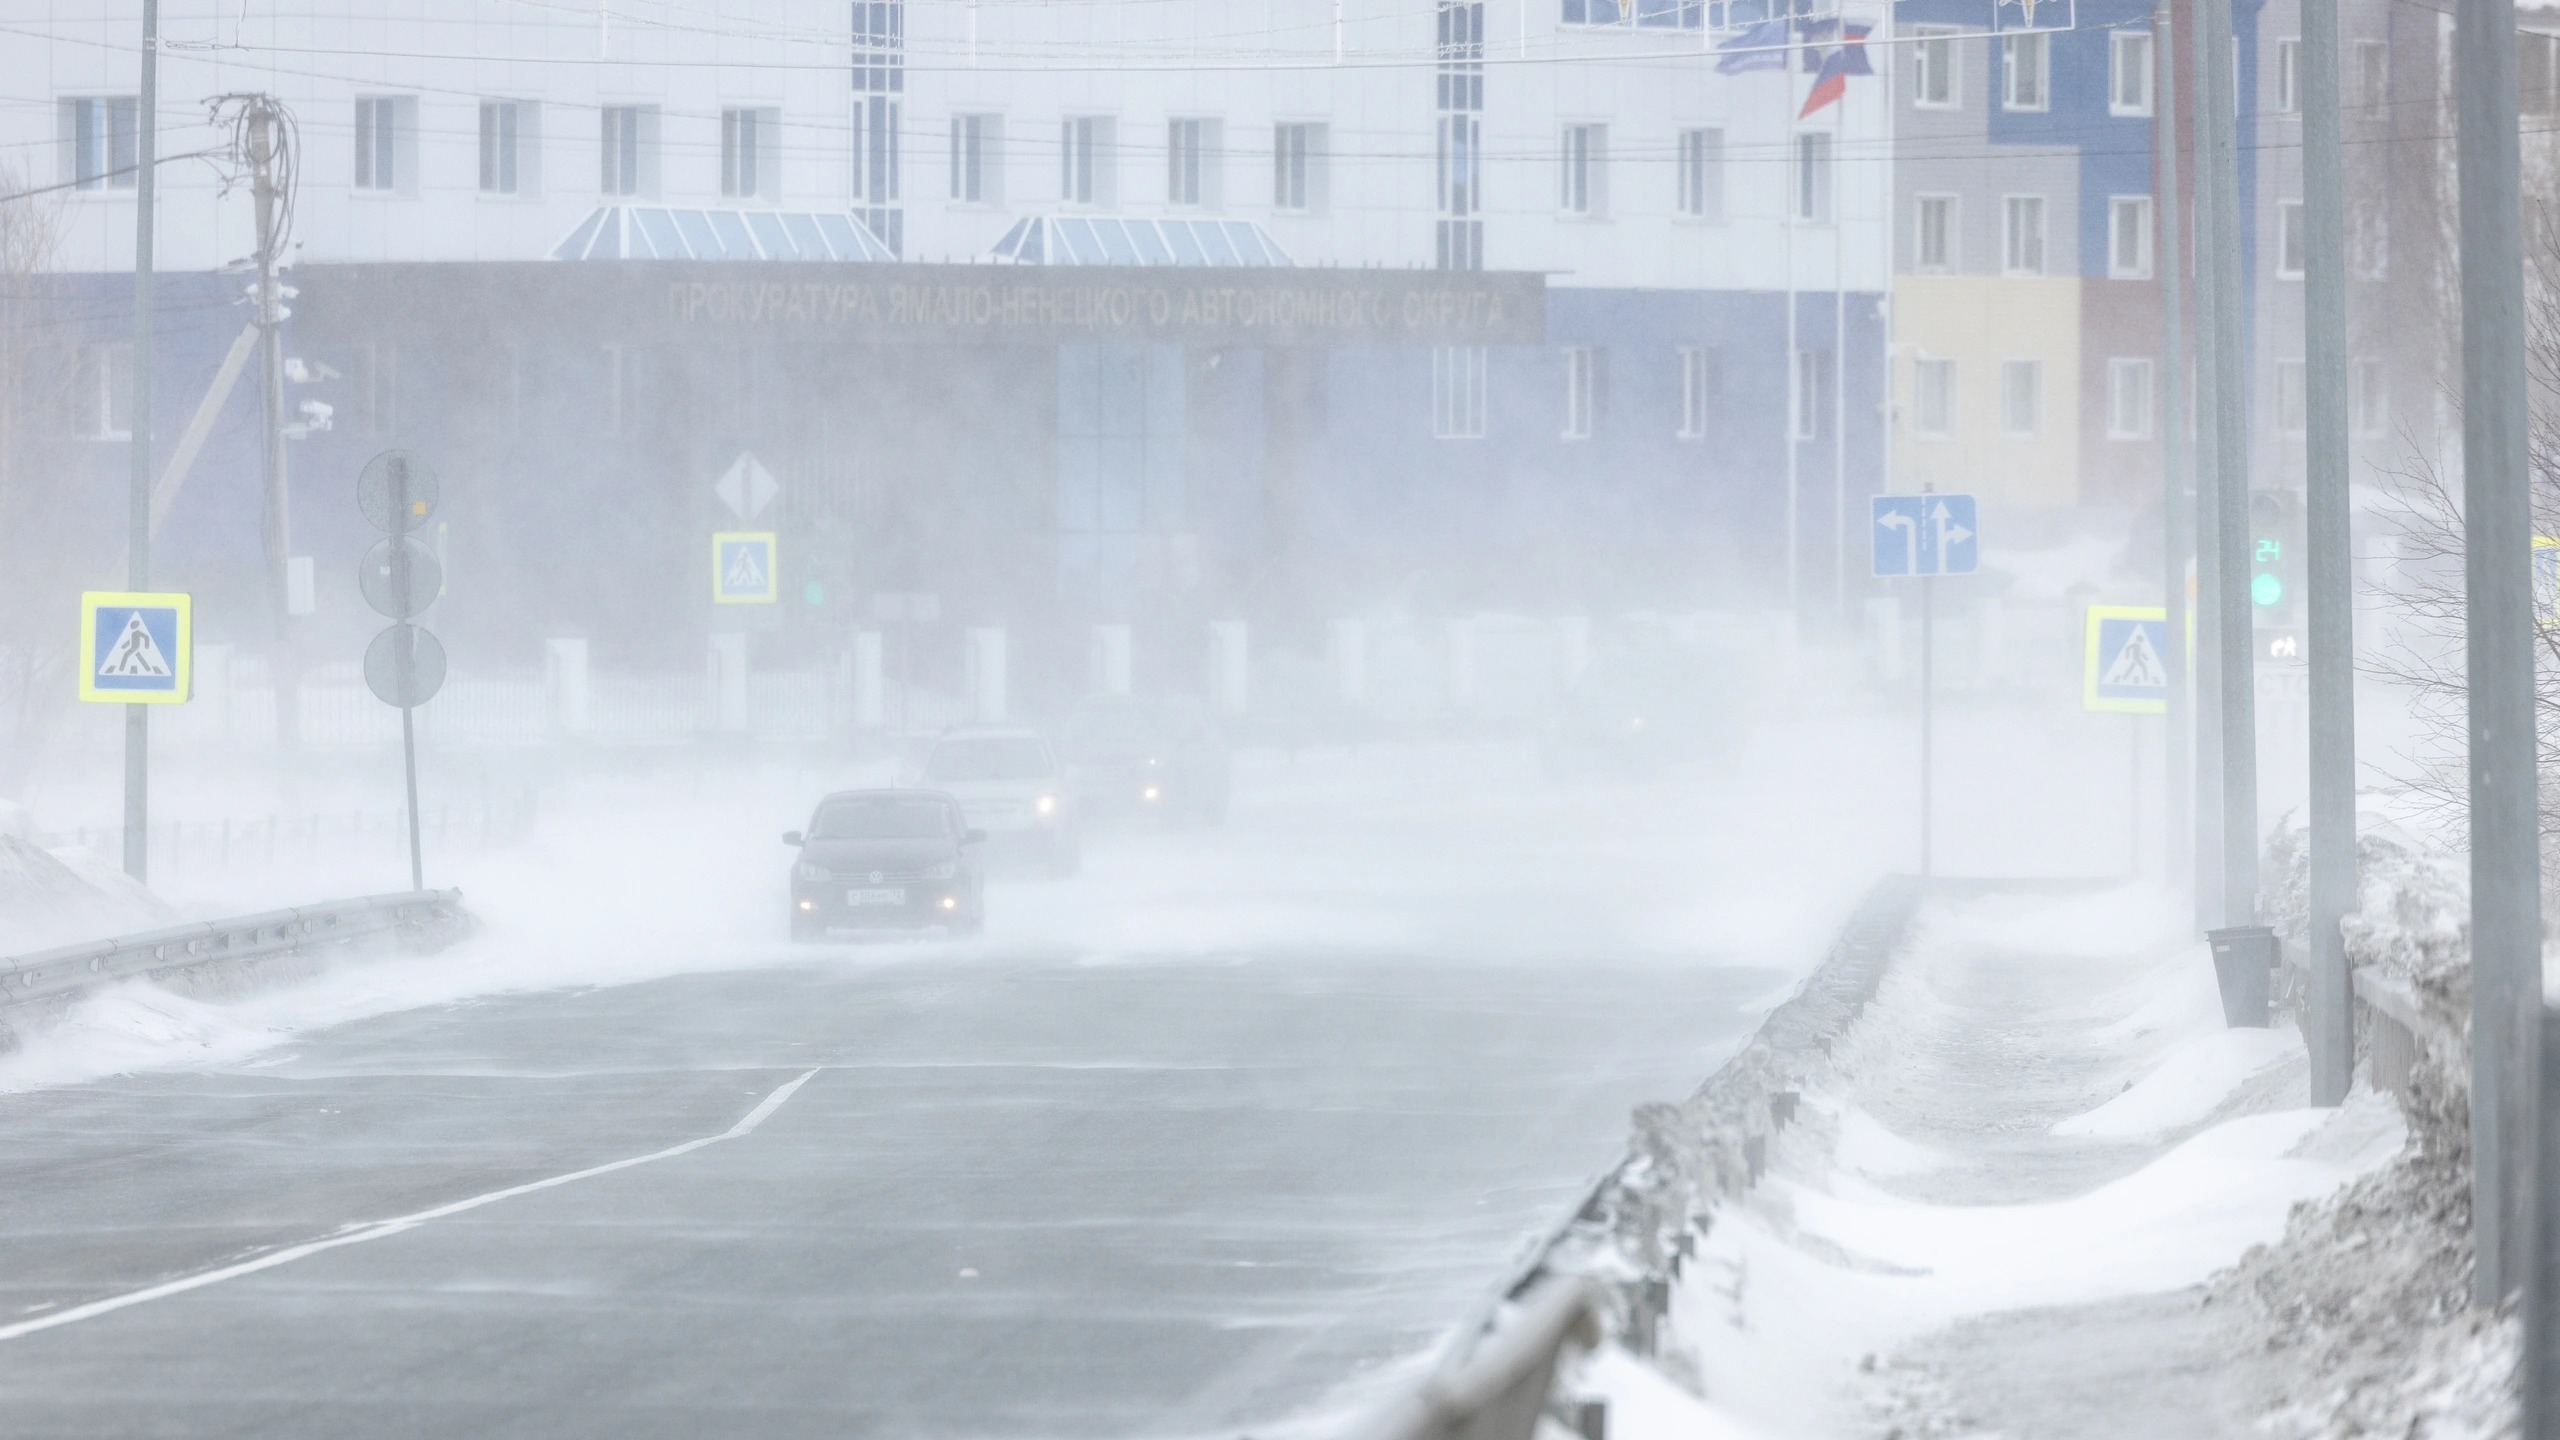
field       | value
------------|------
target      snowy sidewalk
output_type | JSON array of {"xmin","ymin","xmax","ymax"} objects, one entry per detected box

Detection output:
[{"xmin": 1593, "ymin": 885, "xmax": 2410, "ymax": 1439}]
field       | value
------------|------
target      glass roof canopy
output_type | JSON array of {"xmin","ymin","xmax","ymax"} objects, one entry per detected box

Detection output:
[
  {"xmin": 987, "ymin": 216, "xmax": 1295, "ymax": 267},
  {"xmin": 550, "ymin": 206, "xmax": 900, "ymax": 262}
]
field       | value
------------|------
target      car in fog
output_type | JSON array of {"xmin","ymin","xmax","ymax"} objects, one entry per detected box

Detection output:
[
  {"xmin": 1058, "ymin": 696, "xmax": 1230, "ymax": 824},
  {"xmin": 785, "ymin": 789, "xmax": 986, "ymax": 939},
  {"xmin": 922, "ymin": 726, "xmax": 1081, "ymax": 877},
  {"xmin": 1540, "ymin": 648, "xmax": 1728, "ymax": 779}
]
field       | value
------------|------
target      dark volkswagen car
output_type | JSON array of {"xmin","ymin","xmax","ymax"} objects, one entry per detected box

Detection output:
[
  {"xmin": 785, "ymin": 789, "xmax": 986, "ymax": 939},
  {"xmin": 1058, "ymin": 695, "xmax": 1230, "ymax": 824}
]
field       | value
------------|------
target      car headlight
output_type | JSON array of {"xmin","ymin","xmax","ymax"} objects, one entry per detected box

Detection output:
[
  {"xmin": 926, "ymin": 861, "xmax": 958, "ymax": 880},
  {"xmin": 793, "ymin": 861, "xmax": 826, "ymax": 881},
  {"xmin": 1035, "ymin": 794, "xmax": 1057, "ymax": 816}
]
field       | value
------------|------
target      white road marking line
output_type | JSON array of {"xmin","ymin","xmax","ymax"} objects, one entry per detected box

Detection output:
[{"xmin": 0, "ymin": 1067, "xmax": 822, "ymax": 1344}]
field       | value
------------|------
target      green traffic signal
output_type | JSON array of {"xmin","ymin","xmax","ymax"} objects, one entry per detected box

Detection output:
[{"xmin": 2252, "ymin": 572, "xmax": 2284, "ymax": 606}]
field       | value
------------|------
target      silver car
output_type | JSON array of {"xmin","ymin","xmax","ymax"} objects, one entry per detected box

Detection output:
[{"xmin": 921, "ymin": 726, "xmax": 1082, "ymax": 877}]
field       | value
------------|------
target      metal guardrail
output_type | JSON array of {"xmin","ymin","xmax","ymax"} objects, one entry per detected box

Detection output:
[
  {"xmin": 0, "ymin": 889, "xmax": 466, "ymax": 1008},
  {"xmin": 1355, "ymin": 1277, "xmax": 1602, "ymax": 1440}
]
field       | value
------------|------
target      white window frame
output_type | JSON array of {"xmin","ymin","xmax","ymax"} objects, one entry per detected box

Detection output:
[
  {"xmin": 1915, "ymin": 194, "xmax": 1958, "ymax": 273},
  {"xmin": 1274, "ymin": 122, "xmax": 1327, "ymax": 213},
  {"xmin": 60, "ymin": 96, "xmax": 139, "ymax": 193},
  {"xmin": 1999, "ymin": 358, "xmax": 2041, "ymax": 438},
  {"xmin": 600, "ymin": 104, "xmax": 659, "ymax": 198},
  {"xmin": 852, "ymin": 95, "xmax": 903, "ymax": 208},
  {"xmin": 2277, "ymin": 200, "xmax": 2306, "ymax": 279},
  {"xmin": 1560, "ymin": 123, "xmax": 1607, "ymax": 218},
  {"xmin": 721, "ymin": 106, "xmax": 780, "ymax": 201},
  {"xmin": 478, "ymin": 99, "xmax": 541, "ymax": 197},
  {"xmin": 1062, "ymin": 115, "xmax": 1115, "ymax": 209},
  {"xmin": 1675, "ymin": 128, "xmax": 1723, "ymax": 222},
  {"xmin": 2106, "ymin": 357, "xmax": 2155, "ymax": 439},
  {"xmin": 1677, "ymin": 346, "xmax": 1717, "ymax": 439},
  {"xmin": 950, "ymin": 113, "xmax": 1004, "ymax": 205},
  {"xmin": 1794, "ymin": 132, "xmax": 1833, "ymax": 224},
  {"xmin": 1912, "ymin": 28, "xmax": 1959, "ymax": 109},
  {"xmin": 2275, "ymin": 358, "xmax": 2308, "ymax": 435},
  {"xmin": 2002, "ymin": 33, "xmax": 2049, "ymax": 112},
  {"xmin": 2275, "ymin": 39, "xmax": 2301, "ymax": 114},
  {"xmin": 2109, "ymin": 32, "xmax": 2155, "ymax": 116},
  {"xmin": 1913, "ymin": 357, "xmax": 1956, "ymax": 439},
  {"xmin": 1167, "ymin": 117, "xmax": 1222, "ymax": 210},
  {"xmin": 1433, "ymin": 345, "xmax": 1487, "ymax": 440},
  {"xmin": 2108, "ymin": 195, "xmax": 2153, "ymax": 279},
  {"xmin": 2002, "ymin": 194, "xmax": 2046, "ymax": 277},
  {"xmin": 354, "ymin": 95, "xmax": 416, "ymax": 195}
]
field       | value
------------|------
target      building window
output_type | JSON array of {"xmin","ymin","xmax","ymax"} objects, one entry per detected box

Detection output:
[
  {"xmin": 1437, "ymin": 0, "xmax": 1485, "ymax": 271},
  {"xmin": 1561, "ymin": 0, "xmax": 1704, "ymax": 25},
  {"xmin": 1915, "ymin": 194, "xmax": 1957, "ymax": 273},
  {"xmin": 722, "ymin": 107, "xmax": 778, "ymax": 200},
  {"xmin": 2524, "ymin": 34, "xmax": 2560, "ymax": 116},
  {"xmin": 2109, "ymin": 196, "xmax": 2152, "ymax": 279},
  {"xmin": 60, "ymin": 97, "xmax": 138, "ymax": 191},
  {"xmin": 1275, "ymin": 122, "xmax": 1326, "ymax": 211},
  {"xmin": 2351, "ymin": 357, "xmax": 2386, "ymax": 436},
  {"xmin": 1793, "ymin": 350, "xmax": 1830, "ymax": 441},
  {"xmin": 1677, "ymin": 346, "xmax": 1719, "ymax": 439},
  {"xmin": 354, "ymin": 96, "xmax": 410, "ymax": 193},
  {"xmin": 1060, "ymin": 116, "xmax": 1113, "ymax": 208},
  {"xmin": 2275, "ymin": 359, "xmax": 2308, "ymax": 435},
  {"xmin": 1433, "ymin": 346, "xmax": 1487, "ymax": 439},
  {"xmin": 601, "ymin": 105, "xmax": 656, "ymax": 197},
  {"xmin": 1560, "ymin": 124, "xmax": 1606, "ymax": 217},
  {"xmin": 1562, "ymin": 347, "xmax": 1600, "ymax": 439},
  {"xmin": 1913, "ymin": 29, "xmax": 1959, "ymax": 109},
  {"xmin": 1168, "ymin": 118, "xmax": 1220, "ymax": 208},
  {"xmin": 2110, "ymin": 32, "xmax": 2154, "ymax": 115},
  {"xmin": 2355, "ymin": 41, "xmax": 2389, "ymax": 111},
  {"xmin": 852, "ymin": 1, "xmax": 906, "ymax": 254},
  {"xmin": 950, "ymin": 114, "xmax": 1003, "ymax": 204},
  {"xmin": 2107, "ymin": 358, "xmax": 2154, "ymax": 439},
  {"xmin": 2277, "ymin": 200, "xmax": 2305, "ymax": 278},
  {"xmin": 1913, "ymin": 357, "xmax": 1955, "ymax": 438},
  {"xmin": 479, "ymin": 100, "xmax": 540, "ymax": 196},
  {"xmin": 2274, "ymin": 39, "xmax": 2301, "ymax": 114},
  {"xmin": 2002, "ymin": 33, "xmax": 2048, "ymax": 111},
  {"xmin": 360, "ymin": 343, "xmax": 397, "ymax": 438},
  {"xmin": 1794, "ymin": 133, "xmax": 1832, "ymax": 224},
  {"xmin": 1999, "ymin": 359, "xmax": 2041, "ymax": 437},
  {"xmin": 2002, "ymin": 195, "xmax": 2045, "ymax": 276},
  {"xmin": 1675, "ymin": 128, "xmax": 1723, "ymax": 221},
  {"xmin": 83, "ymin": 342, "xmax": 133, "ymax": 439}
]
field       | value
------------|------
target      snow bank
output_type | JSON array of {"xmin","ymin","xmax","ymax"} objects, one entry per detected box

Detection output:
[{"xmin": 2051, "ymin": 1028, "xmax": 2301, "ymax": 1137}]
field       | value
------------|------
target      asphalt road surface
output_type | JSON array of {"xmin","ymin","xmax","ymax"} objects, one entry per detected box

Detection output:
[{"xmin": 0, "ymin": 938, "xmax": 1774, "ymax": 1438}]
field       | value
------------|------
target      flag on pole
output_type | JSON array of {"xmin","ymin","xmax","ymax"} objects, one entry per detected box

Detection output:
[
  {"xmin": 1797, "ymin": 23, "xmax": 1874, "ymax": 117},
  {"xmin": 1714, "ymin": 19, "xmax": 1790, "ymax": 73}
]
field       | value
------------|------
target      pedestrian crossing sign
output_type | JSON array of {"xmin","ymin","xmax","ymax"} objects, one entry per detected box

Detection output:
[
  {"xmin": 78, "ymin": 591, "xmax": 191, "ymax": 703},
  {"xmin": 2082, "ymin": 604, "xmax": 2168, "ymax": 714},
  {"xmin": 712, "ymin": 532, "xmax": 778, "ymax": 605}
]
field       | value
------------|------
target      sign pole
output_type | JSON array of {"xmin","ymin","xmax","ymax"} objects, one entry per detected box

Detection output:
[
  {"xmin": 391, "ymin": 456, "xmax": 423, "ymax": 892},
  {"xmin": 123, "ymin": 0, "xmax": 158, "ymax": 884},
  {"xmin": 1920, "ymin": 484, "xmax": 1935, "ymax": 880}
]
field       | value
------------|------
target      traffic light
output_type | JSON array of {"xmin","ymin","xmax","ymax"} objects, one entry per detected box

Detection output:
[{"xmin": 2248, "ymin": 488, "xmax": 2304, "ymax": 628}]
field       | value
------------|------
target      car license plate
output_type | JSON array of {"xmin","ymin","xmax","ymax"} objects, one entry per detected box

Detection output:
[{"xmin": 847, "ymin": 888, "xmax": 905, "ymax": 906}]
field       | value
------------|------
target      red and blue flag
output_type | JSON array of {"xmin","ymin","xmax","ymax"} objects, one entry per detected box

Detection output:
[{"xmin": 1797, "ymin": 24, "xmax": 1874, "ymax": 117}]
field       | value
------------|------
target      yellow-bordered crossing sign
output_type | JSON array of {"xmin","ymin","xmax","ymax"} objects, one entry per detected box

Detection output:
[
  {"xmin": 712, "ymin": 532, "xmax": 778, "ymax": 605},
  {"xmin": 2082, "ymin": 605, "xmax": 2168, "ymax": 714},
  {"xmin": 78, "ymin": 591, "xmax": 191, "ymax": 703}
]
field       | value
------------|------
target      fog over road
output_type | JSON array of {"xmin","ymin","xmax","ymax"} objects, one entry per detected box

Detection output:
[{"xmin": 0, "ymin": 727, "xmax": 2121, "ymax": 1437}]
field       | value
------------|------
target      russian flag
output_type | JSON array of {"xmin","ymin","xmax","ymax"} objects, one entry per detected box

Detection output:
[{"xmin": 1797, "ymin": 24, "xmax": 1874, "ymax": 118}]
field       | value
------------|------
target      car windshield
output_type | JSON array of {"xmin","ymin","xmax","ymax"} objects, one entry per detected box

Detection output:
[
  {"xmin": 926, "ymin": 737, "xmax": 1053, "ymax": 782},
  {"xmin": 809, "ymin": 796, "xmax": 953, "ymax": 839}
]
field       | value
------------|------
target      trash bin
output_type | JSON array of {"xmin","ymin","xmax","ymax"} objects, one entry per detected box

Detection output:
[{"xmin": 2208, "ymin": 925, "xmax": 2278, "ymax": 1028}]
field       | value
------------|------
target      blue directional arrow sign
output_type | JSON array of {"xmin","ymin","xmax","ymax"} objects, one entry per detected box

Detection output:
[{"xmin": 1871, "ymin": 493, "xmax": 1979, "ymax": 578}]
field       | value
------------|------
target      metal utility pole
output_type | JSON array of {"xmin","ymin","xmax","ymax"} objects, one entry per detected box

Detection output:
[
  {"xmin": 2200, "ymin": 0, "xmax": 2257, "ymax": 926},
  {"xmin": 2154, "ymin": 2, "xmax": 2190, "ymax": 898},
  {"xmin": 2454, "ymin": 0, "xmax": 2539, "ymax": 1310},
  {"xmin": 123, "ymin": 0, "xmax": 159, "ymax": 884},
  {"xmin": 246, "ymin": 97, "xmax": 300, "ymax": 749},
  {"xmin": 2299, "ymin": 0, "xmax": 2354, "ymax": 1107},
  {"xmin": 2186, "ymin": 0, "xmax": 2226, "ymax": 930}
]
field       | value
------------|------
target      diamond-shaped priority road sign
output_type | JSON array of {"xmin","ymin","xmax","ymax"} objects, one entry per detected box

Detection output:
[
  {"xmin": 79, "ymin": 591, "xmax": 191, "ymax": 704},
  {"xmin": 713, "ymin": 452, "xmax": 781, "ymax": 523},
  {"xmin": 1871, "ymin": 493, "xmax": 1979, "ymax": 578}
]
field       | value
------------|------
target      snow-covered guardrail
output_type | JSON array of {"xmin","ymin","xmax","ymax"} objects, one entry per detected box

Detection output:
[
  {"xmin": 0, "ymin": 889, "xmax": 468, "ymax": 1008},
  {"xmin": 1353, "ymin": 1277, "xmax": 1602, "ymax": 1440}
]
